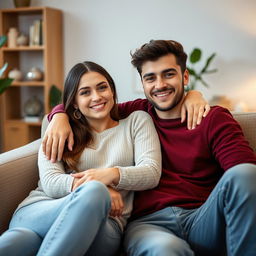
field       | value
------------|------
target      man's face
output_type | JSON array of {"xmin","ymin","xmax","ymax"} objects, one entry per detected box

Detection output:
[{"xmin": 141, "ymin": 54, "xmax": 189, "ymax": 118}]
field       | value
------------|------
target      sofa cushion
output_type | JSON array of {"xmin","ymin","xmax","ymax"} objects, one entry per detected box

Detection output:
[{"xmin": 0, "ymin": 139, "xmax": 40, "ymax": 233}]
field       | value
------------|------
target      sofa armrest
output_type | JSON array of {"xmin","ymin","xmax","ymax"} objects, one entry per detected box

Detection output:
[{"xmin": 0, "ymin": 139, "xmax": 41, "ymax": 234}]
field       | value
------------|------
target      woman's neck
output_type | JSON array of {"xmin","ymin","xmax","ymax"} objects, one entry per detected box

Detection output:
[{"xmin": 90, "ymin": 117, "xmax": 118, "ymax": 133}]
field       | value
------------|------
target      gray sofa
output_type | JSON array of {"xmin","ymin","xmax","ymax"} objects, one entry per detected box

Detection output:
[{"xmin": 0, "ymin": 112, "xmax": 255, "ymax": 234}]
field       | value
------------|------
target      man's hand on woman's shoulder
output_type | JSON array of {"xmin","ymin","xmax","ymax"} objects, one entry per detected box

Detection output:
[{"xmin": 42, "ymin": 113, "xmax": 74, "ymax": 162}]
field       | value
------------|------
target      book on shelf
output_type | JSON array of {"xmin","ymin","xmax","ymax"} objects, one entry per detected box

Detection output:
[{"xmin": 29, "ymin": 19, "xmax": 43, "ymax": 46}]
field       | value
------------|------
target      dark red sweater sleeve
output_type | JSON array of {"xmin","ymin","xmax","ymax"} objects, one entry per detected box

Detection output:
[
  {"xmin": 47, "ymin": 99, "xmax": 150, "ymax": 121},
  {"xmin": 207, "ymin": 107, "xmax": 256, "ymax": 171},
  {"xmin": 118, "ymin": 99, "xmax": 149, "ymax": 119},
  {"xmin": 47, "ymin": 104, "xmax": 65, "ymax": 121}
]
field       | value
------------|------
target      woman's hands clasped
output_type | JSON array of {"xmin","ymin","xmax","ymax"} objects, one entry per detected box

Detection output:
[
  {"xmin": 71, "ymin": 168, "xmax": 123, "ymax": 217},
  {"xmin": 71, "ymin": 167, "xmax": 120, "ymax": 191},
  {"xmin": 107, "ymin": 187, "xmax": 124, "ymax": 217}
]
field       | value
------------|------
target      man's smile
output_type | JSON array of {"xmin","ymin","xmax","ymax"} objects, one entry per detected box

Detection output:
[{"xmin": 152, "ymin": 88, "xmax": 175, "ymax": 99}]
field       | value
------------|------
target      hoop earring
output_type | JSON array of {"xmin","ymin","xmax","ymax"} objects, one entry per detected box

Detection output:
[{"xmin": 73, "ymin": 109, "xmax": 82, "ymax": 119}]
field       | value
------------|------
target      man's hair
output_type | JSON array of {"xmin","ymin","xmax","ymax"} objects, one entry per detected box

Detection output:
[{"xmin": 131, "ymin": 40, "xmax": 187, "ymax": 75}]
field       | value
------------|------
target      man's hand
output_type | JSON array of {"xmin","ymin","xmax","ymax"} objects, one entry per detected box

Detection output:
[
  {"xmin": 107, "ymin": 187, "xmax": 124, "ymax": 217},
  {"xmin": 181, "ymin": 90, "xmax": 210, "ymax": 130},
  {"xmin": 71, "ymin": 168, "xmax": 120, "ymax": 191},
  {"xmin": 42, "ymin": 113, "xmax": 74, "ymax": 162}
]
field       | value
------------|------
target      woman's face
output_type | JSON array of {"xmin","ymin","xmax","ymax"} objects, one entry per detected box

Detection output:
[{"xmin": 74, "ymin": 71, "xmax": 115, "ymax": 125}]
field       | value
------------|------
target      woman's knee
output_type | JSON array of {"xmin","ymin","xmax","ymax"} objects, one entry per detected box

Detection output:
[
  {"xmin": 74, "ymin": 181, "xmax": 111, "ymax": 210},
  {"xmin": 0, "ymin": 227, "xmax": 41, "ymax": 255},
  {"xmin": 76, "ymin": 180, "xmax": 109, "ymax": 198}
]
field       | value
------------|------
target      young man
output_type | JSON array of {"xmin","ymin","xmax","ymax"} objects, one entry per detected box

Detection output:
[
  {"xmin": 121, "ymin": 40, "xmax": 256, "ymax": 256},
  {"xmin": 44, "ymin": 40, "xmax": 256, "ymax": 256}
]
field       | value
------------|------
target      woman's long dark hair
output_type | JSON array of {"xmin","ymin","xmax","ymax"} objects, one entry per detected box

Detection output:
[{"xmin": 62, "ymin": 61, "xmax": 119, "ymax": 171}]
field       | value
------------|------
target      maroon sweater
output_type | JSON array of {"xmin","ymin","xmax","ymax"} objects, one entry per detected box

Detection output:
[{"xmin": 49, "ymin": 100, "xmax": 256, "ymax": 219}]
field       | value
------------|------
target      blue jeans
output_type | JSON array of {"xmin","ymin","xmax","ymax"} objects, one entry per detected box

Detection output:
[
  {"xmin": 124, "ymin": 163, "xmax": 256, "ymax": 256},
  {"xmin": 0, "ymin": 181, "xmax": 122, "ymax": 256}
]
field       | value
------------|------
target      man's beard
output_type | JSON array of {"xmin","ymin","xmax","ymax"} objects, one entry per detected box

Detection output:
[{"xmin": 146, "ymin": 84, "xmax": 185, "ymax": 112}]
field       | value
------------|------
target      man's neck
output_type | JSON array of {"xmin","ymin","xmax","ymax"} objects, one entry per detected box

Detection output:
[{"xmin": 155, "ymin": 97, "xmax": 184, "ymax": 120}]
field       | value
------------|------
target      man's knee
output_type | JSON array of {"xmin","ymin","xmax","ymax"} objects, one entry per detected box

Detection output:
[
  {"xmin": 124, "ymin": 224, "xmax": 194, "ymax": 256},
  {"xmin": 142, "ymin": 236, "xmax": 194, "ymax": 256},
  {"xmin": 225, "ymin": 164, "xmax": 256, "ymax": 189}
]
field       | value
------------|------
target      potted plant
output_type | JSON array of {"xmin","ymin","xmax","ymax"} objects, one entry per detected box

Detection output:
[
  {"xmin": 0, "ymin": 36, "xmax": 13, "ymax": 94},
  {"xmin": 186, "ymin": 48, "xmax": 217, "ymax": 90},
  {"xmin": 49, "ymin": 84, "xmax": 62, "ymax": 108},
  {"xmin": 0, "ymin": 35, "xmax": 13, "ymax": 152}
]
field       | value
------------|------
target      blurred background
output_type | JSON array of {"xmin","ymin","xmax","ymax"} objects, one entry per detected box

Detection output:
[{"xmin": 1, "ymin": 0, "xmax": 255, "ymax": 109}]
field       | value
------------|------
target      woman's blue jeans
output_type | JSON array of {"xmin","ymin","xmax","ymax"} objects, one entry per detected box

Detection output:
[
  {"xmin": 0, "ymin": 181, "xmax": 122, "ymax": 256},
  {"xmin": 124, "ymin": 163, "xmax": 256, "ymax": 256}
]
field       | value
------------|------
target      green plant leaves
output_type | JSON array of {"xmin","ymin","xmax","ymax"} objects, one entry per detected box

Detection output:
[
  {"xmin": 187, "ymin": 67, "xmax": 196, "ymax": 76},
  {"xmin": 189, "ymin": 48, "xmax": 201, "ymax": 63},
  {"xmin": 49, "ymin": 85, "xmax": 62, "ymax": 108},
  {"xmin": 0, "ymin": 78, "xmax": 13, "ymax": 94},
  {"xmin": 0, "ymin": 35, "xmax": 7, "ymax": 48},
  {"xmin": 198, "ymin": 77, "xmax": 210, "ymax": 88},
  {"xmin": 200, "ymin": 53, "xmax": 216, "ymax": 73},
  {"xmin": 0, "ymin": 36, "xmax": 12, "ymax": 94},
  {"xmin": 0, "ymin": 63, "xmax": 8, "ymax": 77},
  {"xmin": 187, "ymin": 48, "xmax": 217, "ymax": 90}
]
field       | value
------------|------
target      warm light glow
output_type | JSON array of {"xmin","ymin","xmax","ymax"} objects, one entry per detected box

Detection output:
[{"xmin": 232, "ymin": 78, "xmax": 256, "ymax": 112}]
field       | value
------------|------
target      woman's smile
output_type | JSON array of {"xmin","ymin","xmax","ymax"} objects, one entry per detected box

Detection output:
[{"xmin": 90, "ymin": 102, "xmax": 106, "ymax": 111}]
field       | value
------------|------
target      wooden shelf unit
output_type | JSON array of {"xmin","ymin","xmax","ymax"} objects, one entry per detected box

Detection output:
[
  {"xmin": 1, "ymin": 46, "xmax": 45, "ymax": 51},
  {"xmin": 0, "ymin": 7, "xmax": 63, "ymax": 152},
  {"xmin": 11, "ymin": 81, "xmax": 45, "ymax": 86}
]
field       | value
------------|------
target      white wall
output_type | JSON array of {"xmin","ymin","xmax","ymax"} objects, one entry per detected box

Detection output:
[{"xmin": 1, "ymin": 0, "xmax": 256, "ymax": 110}]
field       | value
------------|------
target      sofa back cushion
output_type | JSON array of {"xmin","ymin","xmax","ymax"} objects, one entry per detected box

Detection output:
[{"xmin": 233, "ymin": 112, "xmax": 256, "ymax": 152}]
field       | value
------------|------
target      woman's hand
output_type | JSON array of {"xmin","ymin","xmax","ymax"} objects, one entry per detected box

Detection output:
[
  {"xmin": 71, "ymin": 177, "xmax": 80, "ymax": 191},
  {"xmin": 71, "ymin": 168, "xmax": 120, "ymax": 191},
  {"xmin": 107, "ymin": 187, "xmax": 124, "ymax": 217},
  {"xmin": 42, "ymin": 113, "xmax": 74, "ymax": 162},
  {"xmin": 181, "ymin": 90, "xmax": 210, "ymax": 130}
]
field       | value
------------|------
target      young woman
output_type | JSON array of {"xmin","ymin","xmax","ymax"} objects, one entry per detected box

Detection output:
[{"xmin": 0, "ymin": 61, "xmax": 162, "ymax": 256}]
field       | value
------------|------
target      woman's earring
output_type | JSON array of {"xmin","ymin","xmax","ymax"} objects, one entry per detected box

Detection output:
[{"xmin": 73, "ymin": 108, "xmax": 82, "ymax": 119}]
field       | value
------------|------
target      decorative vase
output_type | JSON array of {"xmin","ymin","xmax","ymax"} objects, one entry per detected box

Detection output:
[
  {"xmin": 13, "ymin": 0, "xmax": 31, "ymax": 8},
  {"xmin": 24, "ymin": 95, "xmax": 43, "ymax": 117},
  {"xmin": 8, "ymin": 68, "xmax": 23, "ymax": 81},
  {"xmin": 26, "ymin": 67, "xmax": 43, "ymax": 81},
  {"xmin": 7, "ymin": 27, "xmax": 18, "ymax": 48},
  {"xmin": 17, "ymin": 34, "xmax": 29, "ymax": 46}
]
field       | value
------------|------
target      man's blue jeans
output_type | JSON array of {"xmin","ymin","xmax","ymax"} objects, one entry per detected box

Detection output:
[
  {"xmin": 124, "ymin": 163, "xmax": 256, "ymax": 256},
  {"xmin": 0, "ymin": 181, "xmax": 122, "ymax": 256}
]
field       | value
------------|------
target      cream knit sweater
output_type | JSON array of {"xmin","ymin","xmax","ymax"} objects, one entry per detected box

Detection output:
[{"xmin": 16, "ymin": 111, "xmax": 162, "ymax": 230}]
